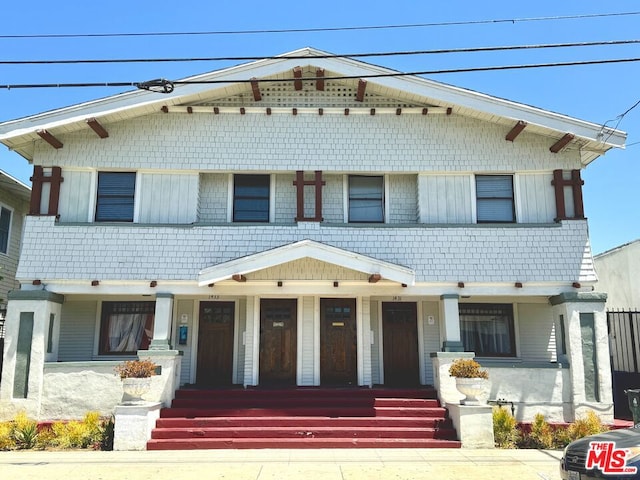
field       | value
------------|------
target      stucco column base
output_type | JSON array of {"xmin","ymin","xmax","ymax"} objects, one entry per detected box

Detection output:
[
  {"xmin": 113, "ymin": 401, "xmax": 161, "ymax": 451},
  {"xmin": 447, "ymin": 403, "xmax": 495, "ymax": 448}
]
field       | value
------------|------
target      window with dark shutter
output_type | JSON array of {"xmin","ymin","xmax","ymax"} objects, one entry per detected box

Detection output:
[
  {"xmin": 233, "ymin": 174, "xmax": 270, "ymax": 222},
  {"xmin": 475, "ymin": 175, "xmax": 515, "ymax": 223},
  {"xmin": 95, "ymin": 172, "xmax": 136, "ymax": 222},
  {"xmin": 348, "ymin": 175, "xmax": 384, "ymax": 223},
  {"xmin": 0, "ymin": 207, "xmax": 11, "ymax": 254}
]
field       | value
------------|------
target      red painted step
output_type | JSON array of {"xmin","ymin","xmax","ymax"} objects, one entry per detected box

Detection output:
[{"xmin": 147, "ymin": 388, "xmax": 460, "ymax": 450}]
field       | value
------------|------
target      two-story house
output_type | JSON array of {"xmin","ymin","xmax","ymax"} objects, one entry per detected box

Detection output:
[{"xmin": 0, "ymin": 48, "xmax": 625, "ymax": 427}]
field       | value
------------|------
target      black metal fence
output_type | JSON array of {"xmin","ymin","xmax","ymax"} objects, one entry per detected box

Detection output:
[{"xmin": 608, "ymin": 310, "xmax": 640, "ymax": 419}]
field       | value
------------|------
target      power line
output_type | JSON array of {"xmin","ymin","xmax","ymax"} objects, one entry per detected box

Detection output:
[
  {"xmin": 2, "ymin": 57, "xmax": 640, "ymax": 91},
  {"xmin": 3, "ymin": 40, "xmax": 640, "ymax": 65},
  {"xmin": 1, "ymin": 11, "xmax": 639, "ymax": 39}
]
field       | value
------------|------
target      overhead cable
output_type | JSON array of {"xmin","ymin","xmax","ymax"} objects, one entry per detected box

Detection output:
[
  {"xmin": 1, "ymin": 11, "xmax": 639, "ymax": 39},
  {"xmin": 3, "ymin": 39, "xmax": 640, "ymax": 65},
  {"xmin": 2, "ymin": 57, "xmax": 640, "ymax": 91}
]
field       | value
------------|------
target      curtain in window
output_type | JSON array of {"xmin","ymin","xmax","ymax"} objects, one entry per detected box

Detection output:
[
  {"xmin": 107, "ymin": 313, "xmax": 153, "ymax": 352},
  {"xmin": 460, "ymin": 304, "xmax": 514, "ymax": 356}
]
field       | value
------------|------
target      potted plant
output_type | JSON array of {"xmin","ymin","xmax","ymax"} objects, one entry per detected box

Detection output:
[
  {"xmin": 115, "ymin": 359, "xmax": 158, "ymax": 403},
  {"xmin": 448, "ymin": 358, "xmax": 489, "ymax": 405}
]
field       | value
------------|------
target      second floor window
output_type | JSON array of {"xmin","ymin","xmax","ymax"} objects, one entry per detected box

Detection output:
[
  {"xmin": 95, "ymin": 172, "xmax": 136, "ymax": 222},
  {"xmin": 233, "ymin": 174, "xmax": 270, "ymax": 222},
  {"xmin": 475, "ymin": 175, "xmax": 515, "ymax": 223},
  {"xmin": 0, "ymin": 206, "xmax": 11, "ymax": 254},
  {"xmin": 348, "ymin": 175, "xmax": 384, "ymax": 223}
]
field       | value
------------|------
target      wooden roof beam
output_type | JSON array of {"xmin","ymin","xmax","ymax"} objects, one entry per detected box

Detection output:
[
  {"xmin": 316, "ymin": 68, "xmax": 325, "ymax": 91},
  {"xmin": 250, "ymin": 78, "xmax": 262, "ymax": 101},
  {"xmin": 232, "ymin": 274, "xmax": 247, "ymax": 282},
  {"xmin": 86, "ymin": 118, "xmax": 109, "ymax": 139},
  {"xmin": 356, "ymin": 79, "xmax": 367, "ymax": 102},
  {"xmin": 293, "ymin": 67, "xmax": 303, "ymax": 91},
  {"xmin": 36, "ymin": 129, "xmax": 63, "ymax": 149},
  {"xmin": 550, "ymin": 133, "xmax": 575, "ymax": 153},
  {"xmin": 368, "ymin": 274, "xmax": 382, "ymax": 283},
  {"xmin": 505, "ymin": 120, "xmax": 527, "ymax": 142}
]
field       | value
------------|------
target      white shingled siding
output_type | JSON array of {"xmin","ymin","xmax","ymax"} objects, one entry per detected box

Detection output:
[
  {"xmin": 299, "ymin": 296, "xmax": 315, "ymax": 385},
  {"xmin": 57, "ymin": 170, "xmax": 92, "ymax": 223},
  {"xmin": 175, "ymin": 299, "xmax": 194, "ymax": 385},
  {"xmin": 17, "ymin": 216, "xmax": 597, "ymax": 284},
  {"xmin": 370, "ymin": 300, "xmax": 381, "ymax": 384},
  {"xmin": 57, "ymin": 301, "xmax": 98, "ymax": 362},
  {"xmin": 421, "ymin": 301, "xmax": 441, "ymax": 385},
  {"xmin": 322, "ymin": 175, "xmax": 344, "ymax": 223},
  {"xmin": 137, "ymin": 173, "xmax": 199, "ymax": 224},
  {"xmin": 274, "ymin": 174, "xmax": 297, "ymax": 223},
  {"xmin": 35, "ymin": 113, "xmax": 582, "ymax": 173},
  {"xmin": 517, "ymin": 173, "xmax": 557, "ymax": 223},
  {"xmin": 388, "ymin": 175, "xmax": 418, "ymax": 223},
  {"xmin": 518, "ymin": 303, "xmax": 558, "ymax": 363},
  {"xmin": 418, "ymin": 174, "xmax": 473, "ymax": 224},
  {"xmin": 198, "ymin": 173, "xmax": 228, "ymax": 223},
  {"xmin": 235, "ymin": 298, "xmax": 246, "ymax": 385}
]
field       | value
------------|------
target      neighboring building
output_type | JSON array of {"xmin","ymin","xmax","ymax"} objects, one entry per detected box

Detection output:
[
  {"xmin": 0, "ymin": 170, "xmax": 30, "ymax": 309},
  {"xmin": 0, "ymin": 48, "xmax": 626, "ymax": 425},
  {"xmin": 0, "ymin": 170, "xmax": 30, "ymax": 381},
  {"xmin": 594, "ymin": 240, "xmax": 640, "ymax": 310}
]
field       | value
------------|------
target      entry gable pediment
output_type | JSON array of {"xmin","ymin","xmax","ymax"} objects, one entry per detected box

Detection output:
[{"xmin": 198, "ymin": 240, "xmax": 415, "ymax": 286}]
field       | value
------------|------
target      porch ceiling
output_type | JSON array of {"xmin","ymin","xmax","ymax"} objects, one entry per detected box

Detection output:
[{"xmin": 197, "ymin": 239, "xmax": 415, "ymax": 286}]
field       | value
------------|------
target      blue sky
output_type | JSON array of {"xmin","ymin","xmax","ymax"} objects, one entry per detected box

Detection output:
[{"xmin": 1, "ymin": 1, "xmax": 638, "ymax": 254}]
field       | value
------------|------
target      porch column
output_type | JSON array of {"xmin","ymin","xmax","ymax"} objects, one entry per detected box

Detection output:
[
  {"xmin": 441, "ymin": 294, "xmax": 464, "ymax": 352},
  {"xmin": 149, "ymin": 293, "xmax": 173, "ymax": 350},
  {"xmin": 550, "ymin": 292, "xmax": 612, "ymax": 422},
  {"xmin": 0, "ymin": 290, "xmax": 64, "ymax": 419}
]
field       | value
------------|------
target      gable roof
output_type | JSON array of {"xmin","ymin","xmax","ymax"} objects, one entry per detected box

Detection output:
[
  {"xmin": 0, "ymin": 169, "xmax": 30, "ymax": 202},
  {"xmin": 0, "ymin": 47, "xmax": 626, "ymax": 165},
  {"xmin": 198, "ymin": 239, "xmax": 416, "ymax": 286}
]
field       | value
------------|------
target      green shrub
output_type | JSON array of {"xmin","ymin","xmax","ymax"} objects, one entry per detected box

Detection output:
[
  {"xmin": 0, "ymin": 420, "xmax": 15, "ymax": 450},
  {"xmin": 493, "ymin": 406, "xmax": 520, "ymax": 448},
  {"xmin": 50, "ymin": 412, "xmax": 105, "ymax": 449},
  {"xmin": 521, "ymin": 413, "xmax": 556, "ymax": 449},
  {"xmin": 12, "ymin": 412, "xmax": 39, "ymax": 449},
  {"xmin": 560, "ymin": 410, "xmax": 608, "ymax": 445}
]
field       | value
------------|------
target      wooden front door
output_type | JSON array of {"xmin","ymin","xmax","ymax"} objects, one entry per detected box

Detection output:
[
  {"xmin": 197, "ymin": 301, "xmax": 235, "ymax": 386},
  {"xmin": 320, "ymin": 298, "xmax": 357, "ymax": 385},
  {"xmin": 383, "ymin": 302, "xmax": 420, "ymax": 386},
  {"xmin": 259, "ymin": 299, "xmax": 297, "ymax": 385}
]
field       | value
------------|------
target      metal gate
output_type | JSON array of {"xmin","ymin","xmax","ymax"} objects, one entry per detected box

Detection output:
[
  {"xmin": 608, "ymin": 310, "xmax": 640, "ymax": 419},
  {"xmin": 0, "ymin": 309, "xmax": 5, "ymax": 382}
]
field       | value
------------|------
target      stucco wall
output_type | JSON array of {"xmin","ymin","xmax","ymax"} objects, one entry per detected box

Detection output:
[{"xmin": 594, "ymin": 240, "xmax": 640, "ymax": 309}]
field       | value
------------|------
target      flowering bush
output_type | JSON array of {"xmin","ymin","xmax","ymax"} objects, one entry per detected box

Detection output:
[
  {"xmin": 114, "ymin": 359, "xmax": 158, "ymax": 379},
  {"xmin": 448, "ymin": 358, "xmax": 489, "ymax": 379}
]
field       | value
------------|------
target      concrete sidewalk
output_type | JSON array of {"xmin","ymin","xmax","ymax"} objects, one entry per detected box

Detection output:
[{"xmin": 0, "ymin": 448, "xmax": 563, "ymax": 480}]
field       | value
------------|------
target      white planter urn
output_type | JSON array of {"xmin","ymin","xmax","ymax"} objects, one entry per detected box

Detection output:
[
  {"xmin": 455, "ymin": 377, "xmax": 488, "ymax": 405},
  {"xmin": 121, "ymin": 377, "xmax": 152, "ymax": 403}
]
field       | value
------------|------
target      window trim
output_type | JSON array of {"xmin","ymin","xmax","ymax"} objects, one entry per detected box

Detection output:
[
  {"xmin": 459, "ymin": 303, "xmax": 517, "ymax": 358},
  {"xmin": 345, "ymin": 174, "xmax": 386, "ymax": 223},
  {"xmin": 475, "ymin": 174, "xmax": 516, "ymax": 224},
  {"xmin": 97, "ymin": 301, "xmax": 156, "ymax": 356},
  {"xmin": 94, "ymin": 171, "xmax": 138, "ymax": 223},
  {"xmin": 0, "ymin": 204, "xmax": 13, "ymax": 255}
]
